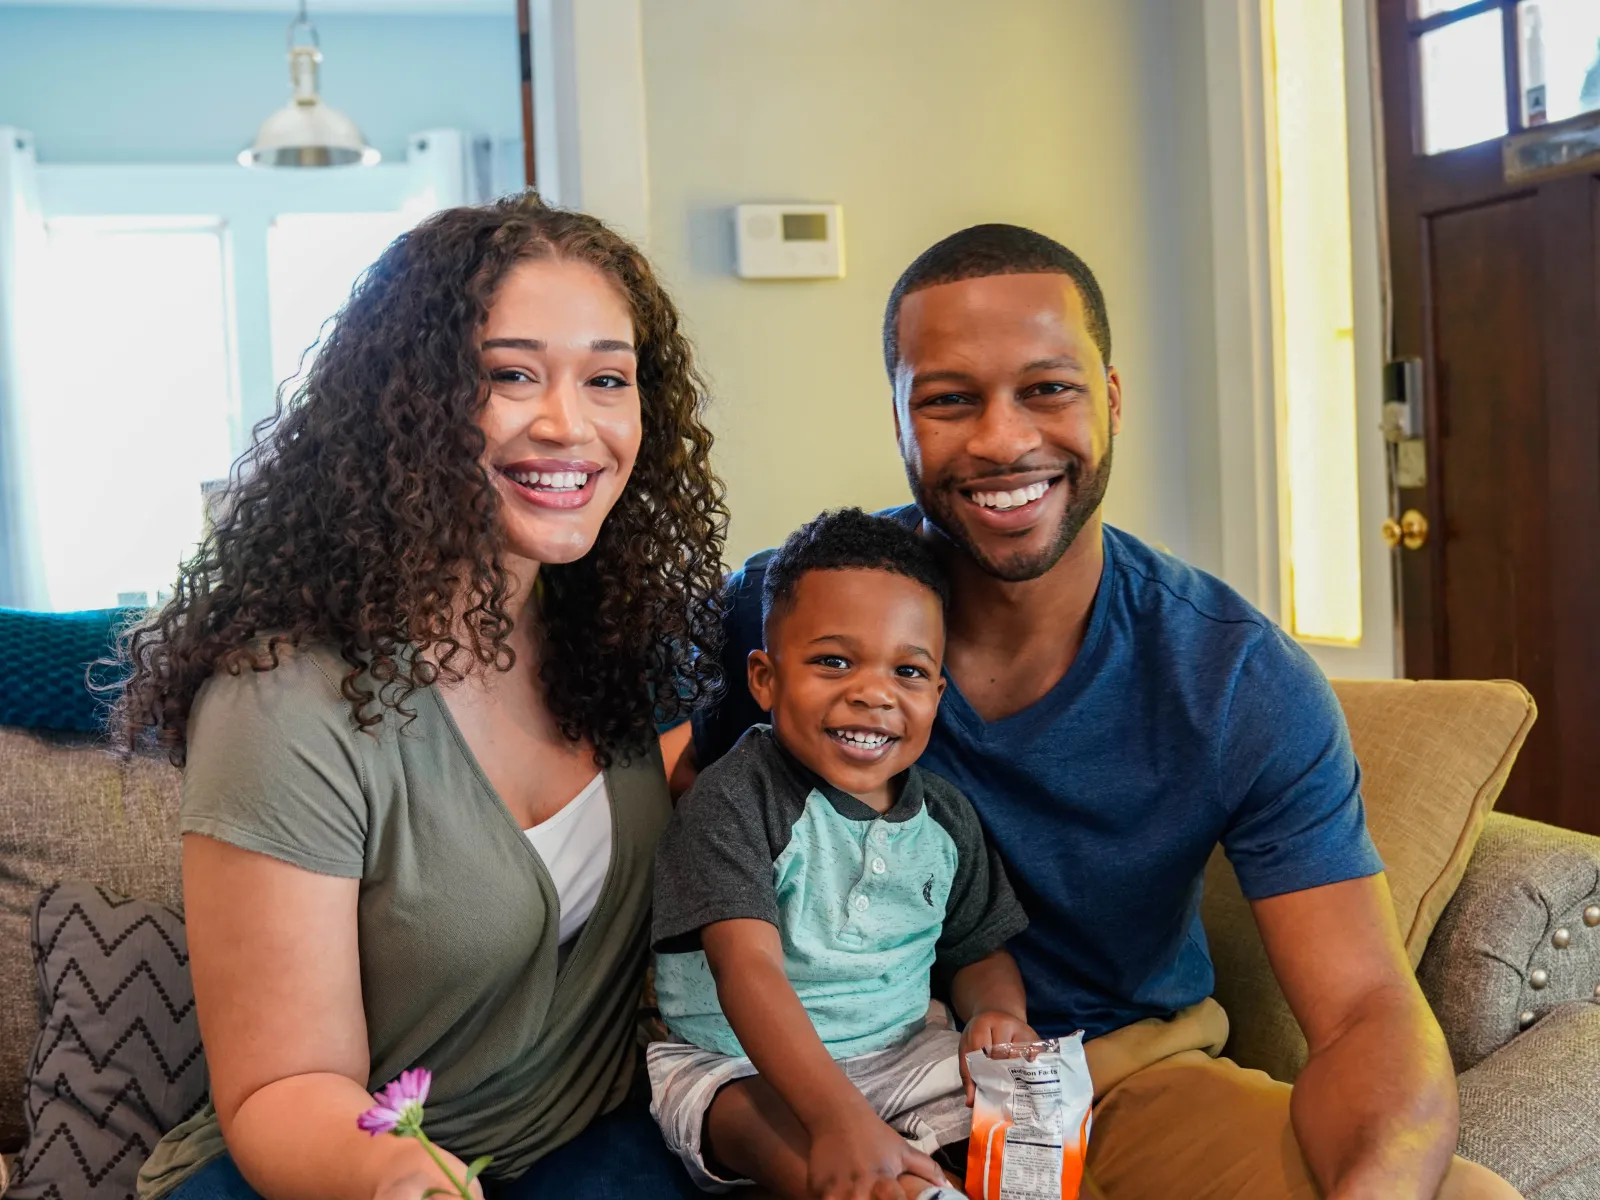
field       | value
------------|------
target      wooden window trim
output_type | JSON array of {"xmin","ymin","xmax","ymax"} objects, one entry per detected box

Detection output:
[
  {"xmin": 1401, "ymin": 0, "xmax": 1527, "ymax": 151},
  {"xmin": 1408, "ymin": 0, "xmax": 1508, "ymax": 38}
]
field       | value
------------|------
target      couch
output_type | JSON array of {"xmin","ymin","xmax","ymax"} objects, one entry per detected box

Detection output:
[{"xmin": 1, "ymin": 672, "xmax": 1597, "ymax": 1197}]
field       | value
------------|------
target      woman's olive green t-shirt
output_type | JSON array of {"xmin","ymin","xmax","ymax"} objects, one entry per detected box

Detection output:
[{"xmin": 137, "ymin": 646, "xmax": 669, "ymax": 1197}]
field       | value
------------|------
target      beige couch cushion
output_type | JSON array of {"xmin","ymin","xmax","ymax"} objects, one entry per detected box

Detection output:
[
  {"xmin": 1202, "ymin": 678, "xmax": 1537, "ymax": 1083},
  {"xmin": 0, "ymin": 728, "xmax": 182, "ymax": 1151}
]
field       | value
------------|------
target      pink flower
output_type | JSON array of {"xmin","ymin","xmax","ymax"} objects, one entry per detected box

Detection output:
[
  {"xmin": 357, "ymin": 1067, "xmax": 432, "ymax": 1137},
  {"xmin": 353, "ymin": 1068, "xmax": 488, "ymax": 1198}
]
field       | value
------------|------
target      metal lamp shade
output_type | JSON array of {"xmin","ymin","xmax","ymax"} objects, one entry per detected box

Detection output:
[
  {"xmin": 239, "ymin": 101, "xmax": 380, "ymax": 167},
  {"xmin": 239, "ymin": 44, "xmax": 380, "ymax": 169}
]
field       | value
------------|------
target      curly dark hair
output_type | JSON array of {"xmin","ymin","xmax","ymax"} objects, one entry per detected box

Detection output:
[
  {"xmin": 113, "ymin": 192, "xmax": 727, "ymax": 767},
  {"xmin": 761, "ymin": 507, "xmax": 948, "ymax": 638}
]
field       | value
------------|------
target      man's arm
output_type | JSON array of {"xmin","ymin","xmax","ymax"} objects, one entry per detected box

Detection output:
[{"xmin": 1252, "ymin": 872, "xmax": 1458, "ymax": 1200}]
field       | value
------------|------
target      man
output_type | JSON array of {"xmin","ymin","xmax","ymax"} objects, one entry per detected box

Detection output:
[{"xmin": 676, "ymin": 225, "xmax": 1517, "ymax": 1199}]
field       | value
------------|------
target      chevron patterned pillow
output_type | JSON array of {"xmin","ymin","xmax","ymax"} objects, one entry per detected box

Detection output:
[{"xmin": 9, "ymin": 882, "xmax": 207, "ymax": 1199}]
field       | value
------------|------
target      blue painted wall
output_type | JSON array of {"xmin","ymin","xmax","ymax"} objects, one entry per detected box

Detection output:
[{"xmin": 0, "ymin": 5, "xmax": 521, "ymax": 164}]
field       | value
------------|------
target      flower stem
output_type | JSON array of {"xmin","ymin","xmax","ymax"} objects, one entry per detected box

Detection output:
[{"xmin": 412, "ymin": 1129, "xmax": 472, "ymax": 1198}]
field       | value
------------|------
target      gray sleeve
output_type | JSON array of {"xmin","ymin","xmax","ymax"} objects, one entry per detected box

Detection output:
[
  {"xmin": 924, "ymin": 774, "xmax": 1028, "ymax": 970},
  {"xmin": 181, "ymin": 649, "xmax": 370, "ymax": 878},
  {"xmin": 651, "ymin": 736, "xmax": 793, "ymax": 952}
]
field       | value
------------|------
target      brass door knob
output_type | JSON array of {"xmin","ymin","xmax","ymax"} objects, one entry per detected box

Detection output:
[{"xmin": 1382, "ymin": 510, "xmax": 1429, "ymax": 551}]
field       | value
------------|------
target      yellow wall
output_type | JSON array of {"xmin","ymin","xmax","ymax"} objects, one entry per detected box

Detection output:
[{"xmin": 640, "ymin": 0, "xmax": 1218, "ymax": 566}]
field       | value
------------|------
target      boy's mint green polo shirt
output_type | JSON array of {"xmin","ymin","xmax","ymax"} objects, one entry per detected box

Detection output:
[{"xmin": 652, "ymin": 726, "xmax": 1026, "ymax": 1059}]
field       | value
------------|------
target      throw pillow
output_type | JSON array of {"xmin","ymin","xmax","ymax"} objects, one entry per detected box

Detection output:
[
  {"xmin": 8, "ymin": 881, "xmax": 206, "ymax": 1199},
  {"xmin": 1201, "ymin": 678, "xmax": 1537, "ymax": 1083},
  {"xmin": 0, "ymin": 728, "xmax": 182, "ymax": 1152},
  {"xmin": 0, "ymin": 607, "xmax": 138, "ymax": 734}
]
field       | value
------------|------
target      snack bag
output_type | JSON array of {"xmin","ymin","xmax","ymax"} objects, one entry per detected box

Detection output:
[{"xmin": 965, "ymin": 1034, "xmax": 1092, "ymax": 1200}]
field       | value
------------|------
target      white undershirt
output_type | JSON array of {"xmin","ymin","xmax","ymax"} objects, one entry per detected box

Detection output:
[{"xmin": 524, "ymin": 772, "xmax": 612, "ymax": 946}]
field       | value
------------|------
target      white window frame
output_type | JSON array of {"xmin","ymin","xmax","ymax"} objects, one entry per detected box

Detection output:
[
  {"xmin": 33, "ymin": 131, "xmax": 477, "ymax": 444},
  {"xmin": 0, "ymin": 129, "xmax": 477, "ymax": 608}
]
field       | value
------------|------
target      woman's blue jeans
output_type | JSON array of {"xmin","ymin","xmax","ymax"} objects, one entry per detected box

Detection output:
[{"xmin": 164, "ymin": 1092, "xmax": 703, "ymax": 1200}]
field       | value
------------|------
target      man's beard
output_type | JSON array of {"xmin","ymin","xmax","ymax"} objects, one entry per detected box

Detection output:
[{"xmin": 912, "ymin": 438, "xmax": 1114, "ymax": 583}]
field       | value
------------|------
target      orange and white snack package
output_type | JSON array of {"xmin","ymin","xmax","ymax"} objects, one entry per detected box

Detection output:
[{"xmin": 964, "ymin": 1034, "xmax": 1093, "ymax": 1200}]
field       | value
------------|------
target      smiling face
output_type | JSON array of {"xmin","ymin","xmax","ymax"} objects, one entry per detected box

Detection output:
[
  {"xmin": 748, "ymin": 568, "xmax": 946, "ymax": 805},
  {"xmin": 892, "ymin": 273, "xmax": 1121, "ymax": 582},
  {"xmin": 477, "ymin": 257, "xmax": 642, "ymax": 574}
]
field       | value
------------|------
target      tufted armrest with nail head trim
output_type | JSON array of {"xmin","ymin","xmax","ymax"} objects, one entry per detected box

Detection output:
[
  {"xmin": 1453, "ymin": 1000, "xmax": 1600, "ymax": 1199},
  {"xmin": 1416, "ymin": 812, "xmax": 1600, "ymax": 1075}
]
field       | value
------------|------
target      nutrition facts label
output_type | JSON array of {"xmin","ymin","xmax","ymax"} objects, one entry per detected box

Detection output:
[
  {"xmin": 997, "ymin": 1069, "xmax": 1065, "ymax": 1199},
  {"xmin": 998, "ymin": 1137, "xmax": 1065, "ymax": 1200},
  {"xmin": 966, "ymin": 1033, "xmax": 1093, "ymax": 1200}
]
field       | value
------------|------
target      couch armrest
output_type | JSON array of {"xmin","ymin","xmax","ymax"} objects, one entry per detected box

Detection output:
[
  {"xmin": 1416, "ymin": 812, "xmax": 1600, "ymax": 1072},
  {"xmin": 1453, "ymin": 1001, "xmax": 1600, "ymax": 1200}
]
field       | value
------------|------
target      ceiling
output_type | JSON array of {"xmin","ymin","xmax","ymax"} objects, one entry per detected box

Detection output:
[{"xmin": 0, "ymin": 0, "xmax": 509, "ymax": 14}]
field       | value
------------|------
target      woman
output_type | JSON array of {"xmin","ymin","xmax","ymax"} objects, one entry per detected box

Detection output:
[{"xmin": 118, "ymin": 194, "xmax": 725, "ymax": 1200}]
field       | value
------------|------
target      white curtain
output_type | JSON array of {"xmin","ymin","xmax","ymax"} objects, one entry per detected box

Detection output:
[{"xmin": 0, "ymin": 127, "xmax": 47, "ymax": 610}]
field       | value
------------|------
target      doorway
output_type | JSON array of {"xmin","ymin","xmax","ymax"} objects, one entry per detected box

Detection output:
[{"xmin": 1376, "ymin": 0, "xmax": 1600, "ymax": 834}]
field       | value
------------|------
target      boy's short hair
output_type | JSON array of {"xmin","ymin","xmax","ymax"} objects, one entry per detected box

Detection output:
[{"xmin": 761, "ymin": 508, "xmax": 949, "ymax": 641}]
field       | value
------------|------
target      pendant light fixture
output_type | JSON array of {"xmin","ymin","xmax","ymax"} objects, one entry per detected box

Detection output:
[{"xmin": 239, "ymin": 0, "xmax": 380, "ymax": 169}]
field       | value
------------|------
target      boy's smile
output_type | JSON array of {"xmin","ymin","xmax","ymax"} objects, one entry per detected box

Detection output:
[
  {"xmin": 748, "ymin": 567, "xmax": 946, "ymax": 809},
  {"xmin": 826, "ymin": 724, "xmax": 897, "ymax": 762}
]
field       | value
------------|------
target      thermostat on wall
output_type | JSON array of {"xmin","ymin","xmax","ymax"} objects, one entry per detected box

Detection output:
[{"xmin": 734, "ymin": 204, "xmax": 845, "ymax": 279}]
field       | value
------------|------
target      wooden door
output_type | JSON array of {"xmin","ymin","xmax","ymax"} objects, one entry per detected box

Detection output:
[{"xmin": 1377, "ymin": 0, "xmax": 1600, "ymax": 834}]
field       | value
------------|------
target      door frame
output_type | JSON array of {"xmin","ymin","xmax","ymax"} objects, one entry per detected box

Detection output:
[{"xmin": 526, "ymin": 0, "xmax": 652, "ymax": 245}]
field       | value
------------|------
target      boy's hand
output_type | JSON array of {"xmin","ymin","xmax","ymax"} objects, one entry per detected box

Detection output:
[
  {"xmin": 807, "ymin": 1102, "xmax": 945, "ymax": 1200},
  {"xmin": 959, "ymin": 1010, "xmax": 1040, "ymax": 1105}
]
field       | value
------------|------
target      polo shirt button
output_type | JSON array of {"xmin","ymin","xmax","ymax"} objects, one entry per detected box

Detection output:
[
  {"xmin": 871, "ymin": 857, "xmax": 887, "ymax": 874},
  {"xmin": 855, "ymin": 895, "xmax": 870, "ymax": 912},
  {"xmin": 873, "ymin": 826, "xmax": 888, "ymax": 844}
]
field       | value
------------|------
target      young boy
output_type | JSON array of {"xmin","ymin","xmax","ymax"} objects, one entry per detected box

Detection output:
[{"xmin": 649, "ymin": 508, "xmax": 1036, "ymax": 1200}]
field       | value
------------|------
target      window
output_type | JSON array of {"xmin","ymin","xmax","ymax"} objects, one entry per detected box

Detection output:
[
  {"xmin": 1409, "ymin": 0, "xmax": 1600, "ymax": 155},
  {"xmin": 1519, "ymin": 0, "xmax": 1600, "ymax": 126},
  {"xmin": 267, "ymin": 211, "xmax": 414, "ymax": 399},
  {"xmin": 16, "ymin": 208, "xmax": 415, "ymax": 611},
  {"xmin": 30, "ymin": 219, "xmax": 236, "ymax": 611},
  {"xmin": 1419, "ymin": 11, "xmax": 1511, "ymax": 152},
  {"xmin": 1267, "ymin": 0, "xmax": 1363, "ymax": 645}
]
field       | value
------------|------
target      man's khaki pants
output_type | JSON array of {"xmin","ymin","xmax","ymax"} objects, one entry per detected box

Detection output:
[{"xmin": 1078, "ymin": 1000, "xmax": 1521, "ymax": 1200}]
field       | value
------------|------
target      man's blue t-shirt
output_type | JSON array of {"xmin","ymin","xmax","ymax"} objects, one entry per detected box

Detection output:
[{"xmin": 690, "ymin": 513, "xmax": 1385, "ymax": 1041}]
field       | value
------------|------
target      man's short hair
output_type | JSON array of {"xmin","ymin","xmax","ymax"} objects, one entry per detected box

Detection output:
[
  {"xmin": 881, "ymin": 223, "xmax": 1112, "ymax": 377},
  {"xmin": 761, "ymin": 508, "xmax": 949, "ymax": 639}
]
